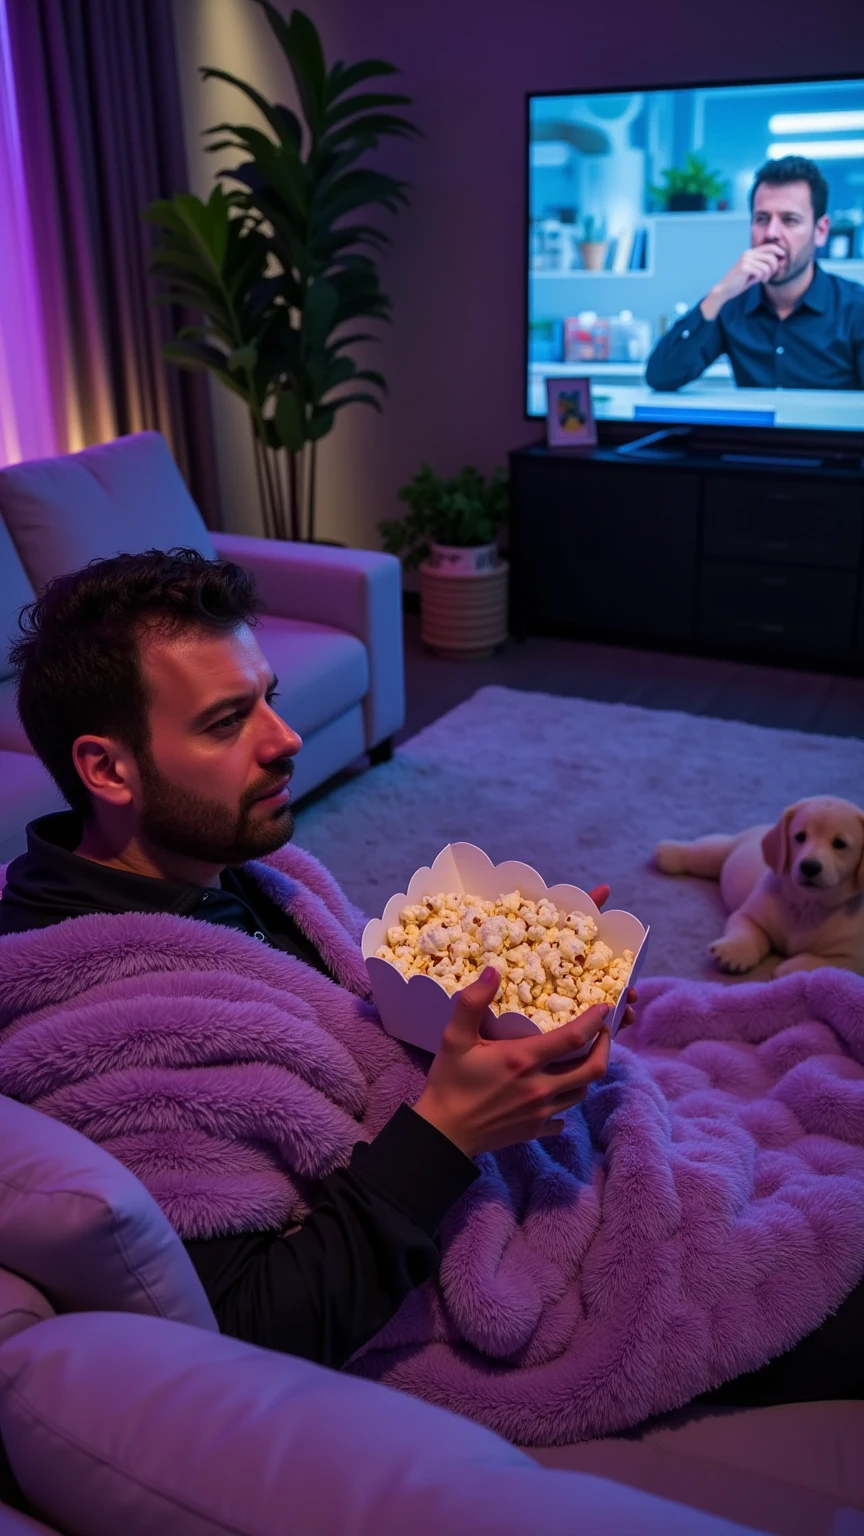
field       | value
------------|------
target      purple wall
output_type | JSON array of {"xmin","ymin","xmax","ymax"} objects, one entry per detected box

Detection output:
[{"xmin": 176, "ymin": 0, "xmax": 862, "ymax": 546}]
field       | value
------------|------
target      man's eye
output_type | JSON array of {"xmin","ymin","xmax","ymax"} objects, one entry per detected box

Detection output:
[
  {"xmin": 210, "ymin": 712, "xmax": 243, "ymax": 733},
  {"xmin": 266, "ymin": 690, "xmax": 281, "ymax": 708}
]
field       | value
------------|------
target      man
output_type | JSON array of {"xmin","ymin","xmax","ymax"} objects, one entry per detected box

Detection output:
[
  {"xmin": 0, "ymin": 548, "xmax": 622, "ymax": 1370},
  {"xmin": 645, "ymin": 155, "xmax": 864, "ymax": 392}
]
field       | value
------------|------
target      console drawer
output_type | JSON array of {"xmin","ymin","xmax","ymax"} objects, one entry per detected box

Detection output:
[
  {"xmin": 699, "ymin": 560, "xmax": 858, "ymax": 657},
  {"xmin": 703, "ymin": 478, "xmax": 863, "ymax": 570}
]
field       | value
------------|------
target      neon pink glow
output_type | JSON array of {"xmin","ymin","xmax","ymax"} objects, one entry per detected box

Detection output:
[{"xmin": 0, "ymin": 0, "xmax": 56, "ymax": 466}]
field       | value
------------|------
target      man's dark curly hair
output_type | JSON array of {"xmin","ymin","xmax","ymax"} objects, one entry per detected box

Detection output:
[
  {"xmin": 750, "ymin": 155, "xmax": 829, "ymax": 222},
  {"xmin": 10, "ymin": 547, "xmax": 264, "ymax": 819}
]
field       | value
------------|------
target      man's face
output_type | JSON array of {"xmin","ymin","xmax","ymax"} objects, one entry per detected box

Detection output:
[
  {"xmin": 750, "ymin": 180, "xmax": 830, "ymax": 287},
  {"xmin": 130, "ymin": 623, "xmax": 301, "ymax": 868}
]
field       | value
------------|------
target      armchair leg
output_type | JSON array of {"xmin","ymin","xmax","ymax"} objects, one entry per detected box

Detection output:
[{"xmin": 369, "ymin": 736, "xmax": 394, "ymax": 766}]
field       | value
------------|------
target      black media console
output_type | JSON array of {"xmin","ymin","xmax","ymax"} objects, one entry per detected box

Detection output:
[{"xmin": 508, "ymin": 439, "xmax": 864, "ymax": 674}]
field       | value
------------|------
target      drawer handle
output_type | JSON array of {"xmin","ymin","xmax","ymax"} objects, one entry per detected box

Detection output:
[{"xmin": 760, "ymin": 622, "xmax": 786, "ymax": 634}]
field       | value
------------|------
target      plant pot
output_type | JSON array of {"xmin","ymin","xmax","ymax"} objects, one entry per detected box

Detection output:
[
  {"xmin": 667, "ymin": 193, "xmax": 707, "ymax": 211},
  {"xmin": 419, "ymin": 558, "xmax": 509, "ymax": 661},
  {"xmin": 427, "ymin": 542, "xmax": 499, "ymax": 576},
  {"xmin": 578, "ymin": 240, "xmax": 609, "ymax": 271}
]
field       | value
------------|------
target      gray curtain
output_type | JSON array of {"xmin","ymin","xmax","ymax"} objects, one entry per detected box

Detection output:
[{"xmin": 7, "ymin": 0, "xmax": 221, "ymax": 528}]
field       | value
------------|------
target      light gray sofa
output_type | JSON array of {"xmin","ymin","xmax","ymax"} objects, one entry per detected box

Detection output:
[
  {"xmin": 0, "ymin": 1091, "xmax": 772, "ymax": 1536},
  {"xmin": 0, "ymin": 431, "xmax": 405, "ymax": 861}
]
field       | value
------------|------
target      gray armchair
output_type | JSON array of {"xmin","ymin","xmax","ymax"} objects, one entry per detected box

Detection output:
[{"xmin": 0, "ymin": 432, "xmax": 405, "ymax": 859}]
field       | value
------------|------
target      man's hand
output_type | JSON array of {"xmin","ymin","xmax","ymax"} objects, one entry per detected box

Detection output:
[
  {"xmin": 700, "ymin": 242, "xmax": 785, "ymax": 321},
  {"xmin": 413, "ymin": 968, "xmax": 615, "ymax": 1159}
]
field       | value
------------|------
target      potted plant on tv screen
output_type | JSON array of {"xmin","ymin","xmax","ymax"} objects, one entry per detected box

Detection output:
[
  {"xmin": 649, "ymin": 153, "xmax": 725, "ymax": 211},
  {"xmin": 379, "ymin": 464, "xmax": 509, "ymax": 660}
]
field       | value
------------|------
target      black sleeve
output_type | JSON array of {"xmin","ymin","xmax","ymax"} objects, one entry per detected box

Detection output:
[
  {"xmin": 183, "ymin": 1105, "xmax": 478, "ymax": 1370},
  {"xmin": 645, "ymin": 302, "xmax": 726, "ymax": 391}
]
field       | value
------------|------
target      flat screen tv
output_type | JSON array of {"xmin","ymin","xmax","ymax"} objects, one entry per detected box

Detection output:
[{"xmin": 526, "ymin": 75, "xmax": 864, "ymax": 445}]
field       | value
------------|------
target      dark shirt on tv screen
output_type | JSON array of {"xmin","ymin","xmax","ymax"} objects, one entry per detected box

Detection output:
[{"xmin": 645, "ymin": 264, "xmax": 864, "ymax": 392}]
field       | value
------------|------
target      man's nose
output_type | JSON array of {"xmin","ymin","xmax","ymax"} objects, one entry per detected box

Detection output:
[{"xmin": 263, "ymin": 704, "xmax": 302, "ymax": 757}]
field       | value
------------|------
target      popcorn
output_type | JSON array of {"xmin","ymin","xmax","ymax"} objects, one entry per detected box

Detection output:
[{"xmin": 375, "ymin": 889, "xmax": 634, "ymax": 1031}]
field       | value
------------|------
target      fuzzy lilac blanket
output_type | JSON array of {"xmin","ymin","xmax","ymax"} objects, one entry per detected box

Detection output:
[{"xmin": 2, "ymin": 845, "xmax": 864, "ymax": 1445}]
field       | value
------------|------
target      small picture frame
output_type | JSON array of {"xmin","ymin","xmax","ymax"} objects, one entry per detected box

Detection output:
[{"xmin": 545, "ymin": 376, "xmax": 597, "ymax": 449}]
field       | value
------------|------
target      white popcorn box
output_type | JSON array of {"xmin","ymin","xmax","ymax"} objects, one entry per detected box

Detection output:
[{"xmin": 361, "ymin": 842, "xmax": 650, "ymax": 1057}]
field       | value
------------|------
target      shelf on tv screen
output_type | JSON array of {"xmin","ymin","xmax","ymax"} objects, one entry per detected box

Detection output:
[
  {"xmin": 531, "ymin": 268, "xmax": 654, "ymax": 279},
  {"xmin": 529, "ymin": 359, "xmax": 733, "ymax": 380}
]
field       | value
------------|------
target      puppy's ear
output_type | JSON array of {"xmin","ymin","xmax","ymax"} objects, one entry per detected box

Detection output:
[
  {"xmin": 855, "ymin": 817, "xmax": 864, "ymax": 892},
  {"xmin": 762, "ymin": 804, "xmax": 801, "ymax": 875}
]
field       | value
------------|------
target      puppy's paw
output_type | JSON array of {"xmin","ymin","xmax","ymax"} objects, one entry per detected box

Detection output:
[
  {"xmin": 708, "ymin": 936, "xmax": 760, "ymax": 974},
  {"xmin": 654, "ymin": 840, "xmax": 691, "ymax": 875}
]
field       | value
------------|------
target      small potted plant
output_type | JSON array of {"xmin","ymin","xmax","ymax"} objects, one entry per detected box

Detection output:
[
  {"xmin": 578, "ymin": 214, "xmax": 608, "ymax": 270},
  {"xmin": 379, "ymin": 464, "xmax": 509, "ymax": 659},
  {"xmin": 649, "ymin": 153, "xmax": 725, "ymax": 212}
]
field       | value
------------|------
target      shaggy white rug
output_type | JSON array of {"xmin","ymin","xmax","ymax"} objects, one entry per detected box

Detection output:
[{"xmin": 294, "ymin": 685, "xmax": 864, "ymax": 982}]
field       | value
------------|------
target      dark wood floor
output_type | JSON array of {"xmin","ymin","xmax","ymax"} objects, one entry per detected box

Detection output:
[{"xmin": 397, "ymin": 615, "xmax": 864, "ymax": 744}]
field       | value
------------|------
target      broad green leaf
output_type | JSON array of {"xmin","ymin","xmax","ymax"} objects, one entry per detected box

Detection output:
[
  {"xmin": 254, "ymin": 3, "xmax": 325, "ymax": 128},
  {"xmin": 307, "ymin": 408, "xmax": 335, "ymax": 440},
  {"xmin": 199, "ymin": 69, "xmax": 301, "ymax": 149},
  {"xmin": 322, "ymin": 92, "xmax": 413, "ymax": 130},
  {"xmin": 302, "ymin": 278, "xmax": 339, "ymax": 349},
  {"xmin": 327, "ymin": 59, "xmax": 399, "ymax": 101},
  {"xmin": 274, "ymin": 388, "xmax": 307, "ymax": 452},
  {"xmin": 320, "ymin": 114, "xmax": 418, "ymax": 154},
  {"xmin": 163, "ymin": 340, "xmax": 252, "ymax": 401},
  {"xmin": 228, "ymin": 343, "xmax": 258, "ymax": 373}
]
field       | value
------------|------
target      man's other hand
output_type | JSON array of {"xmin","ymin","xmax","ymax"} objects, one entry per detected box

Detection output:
[
  {"xmin": 413, "ymin": 969, "xmax": 615, "ymax": 1159},
  {"xmin": 701, "ymin": 242, "xmax": 785, "ymax": 321}
]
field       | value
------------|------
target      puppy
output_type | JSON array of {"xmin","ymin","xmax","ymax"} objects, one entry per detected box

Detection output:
[{"xmin": 655, "ymin": 796, "xmax": 864, "ymax": 978}]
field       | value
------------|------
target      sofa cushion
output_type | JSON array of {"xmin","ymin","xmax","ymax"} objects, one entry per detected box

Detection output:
[
  {"xmin": 0, "ymin": 1270, "xmax": 54, "ymax": 1348},
  {"xmin": 0, "ymin": 1097, "xmax": 216, "ymax": 1332},
  {"xmin": 0, "ymin": 520, "xmax": 36, "ymax": 684},
  {"xmin": 255, "ymin": 613, "xmax": 369, "ymax": 738},
  {"xmin": 0, "ymin": 433, "xmax": 214, "ymax": 592},
  {"xmin": 0, "ymin": 1311, "xmax": 764, "ymax": 1536},
  {"xmin": 0, "ymin": 755, "xmax": 64, "ymax": 866},
  {"xmin": 0, "ymin": 1504, "xmax": 57, "ymax": 1533},
  {"xmin": 528, "ymin": 1401, "xmax": 864, "ymax": 1535}
]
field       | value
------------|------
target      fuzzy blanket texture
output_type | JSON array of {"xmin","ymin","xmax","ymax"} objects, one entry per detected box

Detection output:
[{"xmin": 2, "ymin": 845, "xmax": 864, "ymax": 1446}]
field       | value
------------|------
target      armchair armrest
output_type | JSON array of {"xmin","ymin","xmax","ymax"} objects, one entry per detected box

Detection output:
[{"xmin": 211, "ymin": 533, "xmax": 405, "ymax": 749}]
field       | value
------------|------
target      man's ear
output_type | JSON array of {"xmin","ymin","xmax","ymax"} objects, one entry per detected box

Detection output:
[
  {"xmin": 814, "ymin": 213, "xmax": 830, "ymax": 250},
  {"xmin": 761, "ymin": 803, "xmax": 801, "ymax": 876}
]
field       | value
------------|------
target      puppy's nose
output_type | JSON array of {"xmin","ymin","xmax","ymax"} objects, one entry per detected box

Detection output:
[{"xmin": 799, "ymin": 859, "xmax": 822, "ymax": 878}]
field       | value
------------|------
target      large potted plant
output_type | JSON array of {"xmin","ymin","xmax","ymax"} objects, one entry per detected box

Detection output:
[
  {"xmin": 649, "ymin": 153, "xmax": 725, "ymax": 211},
  {"xmin": 379, "ymin": 465, "xmax": 509, "ymax": 660},
  {"xmin": 145, "ymin": 2, "xmax": 417, "ymax": 542}
]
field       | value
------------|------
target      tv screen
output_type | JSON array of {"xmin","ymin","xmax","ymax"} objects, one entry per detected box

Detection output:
[{"xmin": 527, "ymin": 76, "xmax": 864, "ymax": 436}]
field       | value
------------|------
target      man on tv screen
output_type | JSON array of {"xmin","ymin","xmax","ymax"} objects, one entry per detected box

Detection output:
[{"xmin": 645, "ymin": 155, "xmax": 864, "ymax": 392}]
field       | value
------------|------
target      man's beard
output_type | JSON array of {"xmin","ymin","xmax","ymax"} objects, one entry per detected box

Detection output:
[
  {"xmin": 137, "ymin": 750, "xmax": 295, "ymax": 868},
  {"xmin": 766, "ymin": 245, "xmax": 813, "ymax": 288}
]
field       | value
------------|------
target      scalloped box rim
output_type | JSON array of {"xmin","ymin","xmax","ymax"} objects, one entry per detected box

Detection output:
[{"xmin": 361, "ymin": 842, "xmax": 650, "ymax": 1057}]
